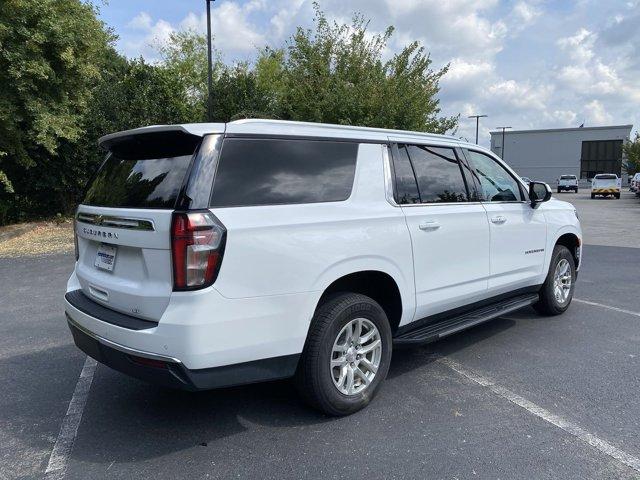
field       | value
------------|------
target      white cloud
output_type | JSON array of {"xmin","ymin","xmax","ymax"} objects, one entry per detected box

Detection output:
[
  {"xmin": 511, "ymin": 1, "xmax": 541, "ymax": 24},
  {"xmin": 486, "ymin": 80, "xmax": 552, "ymax": 111},
  {"xmin": 201, "ymin": 2, "xmax": 266, "ymax": 54},
  {"xmin": 127, "ymin": 12, "xmax": 152, "ymax": 30},
  {"xmin": 178, "ymin": 4, "xmax": 266, "ymax": 54},
  {"xmin": 122, "ymin": 12, "xmax": 175, "ymax": 61},
  {"xmin": 111, "ymin": 0, "xmax": 638, "ymax": 143},
  {"xmin": 545, "ymin": 110, "xmax": 578, "ymax": 126},
  {"xmin": 442, "ymin": 59, "xmax": 495, "ymax": 101},
  {"xmin": 584, "ymin": 99, "xmax": 613, "ymax": 124},
  {"xmin": 557, "ymin": 28, "xmax": 595, "ymax": 63},
  {"xmin": 122, "ymin": 2, "xmax": 270, "ymax": 61}
]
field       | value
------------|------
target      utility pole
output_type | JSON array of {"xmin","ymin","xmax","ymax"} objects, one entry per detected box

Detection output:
[
  {"xmin": 496, "ymin": 126, "xmax": 511, "ymax": 160},
  {"xmin": 468, "ymin": 115, "xmax": 487, "ymax": 144},
  {"xmin": 206, "ymin": 0, "xmax": 215, "ymax": 122}
]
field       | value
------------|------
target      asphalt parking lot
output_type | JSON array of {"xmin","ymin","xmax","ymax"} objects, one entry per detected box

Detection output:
[{"xmin": 2, "ymin": 191, "xmax": 640, "ymax": 480}]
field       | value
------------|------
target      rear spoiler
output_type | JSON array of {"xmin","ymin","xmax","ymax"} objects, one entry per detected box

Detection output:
[{"xmin": 98, "ymin": 123, "xmax": 226, "ymax": 151}]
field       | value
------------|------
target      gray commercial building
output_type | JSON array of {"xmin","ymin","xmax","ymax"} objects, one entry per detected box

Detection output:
[{"xmin": 489, "ymin": 125, "xmax": 633, "ymax": 185}]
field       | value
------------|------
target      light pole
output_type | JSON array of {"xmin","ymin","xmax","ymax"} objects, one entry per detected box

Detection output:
[
  {"xmin": 468, "ymin": 114, "xmax": 487, "ymax": 144},
  {"xmin": 496, "ymin": 126, "xmax": 511, "ymax": 160},
  {"xmin": 206, "ymin": 0, "xmax": 215, "ymax": 122}
]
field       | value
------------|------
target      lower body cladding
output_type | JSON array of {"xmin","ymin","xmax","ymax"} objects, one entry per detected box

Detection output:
[
  {"xmin": 64, "ymin": 277, "xmax": 315, "ymax": 391},
  {"xmin": 67, "ymin": 316, "xmax": 299, "ymax": 391}
]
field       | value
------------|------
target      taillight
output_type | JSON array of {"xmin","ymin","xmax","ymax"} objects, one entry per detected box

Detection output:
[{"xmin": 171, "ymin": 211, "xmax": 226, "ymax": 290}]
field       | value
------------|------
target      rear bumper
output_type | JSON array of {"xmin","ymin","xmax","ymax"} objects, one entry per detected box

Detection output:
[{"xmin": 67, "ymin": 314, "xmax": 299, "ymax": 391}]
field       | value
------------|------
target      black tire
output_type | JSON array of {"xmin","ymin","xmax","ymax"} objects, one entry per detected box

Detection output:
[
  {"xmin": 534, "ymin": 245, "xmax": 576, "ymax": 316},
  {"xmin": 295, "ymin": 292, "xmax": 392, "ymax": 416},
  {"xmin": 615, "ymin": 193, "xmax": 620, "ymax": 199},
  {"xmin": 575, "ymin": 188, "xmax": 579, "ymax": 193},
  {"xmin": 557, "ymin": 188, "xmax": 561, "ymax": 193},
  {"xmin": 591, "ymin": 193, "xmax": 595, "ymax": 199}
]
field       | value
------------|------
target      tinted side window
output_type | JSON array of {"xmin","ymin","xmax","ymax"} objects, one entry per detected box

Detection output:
[
  {"xmin": 210, "ymin": 138, "xmax": 358, "ymax": 207},
  {"xmin": 465, "ymin": 150, "xmax": 523, "ymax": 202},
  {"xmin": 391, "ymin": 145, "xmax": 420, "ymax": 204},
  {"xmin": 406, "ymin": 145, "xmax": 468, "ymax": 203}
]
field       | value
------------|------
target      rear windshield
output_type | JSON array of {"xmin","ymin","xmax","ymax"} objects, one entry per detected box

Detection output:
[
  {"xmin": 84, "ymin": 131, "xmax": 200, "ymax": 209},
  {"xmin": 560, "ymin": 175, "xmax": 576, "ymax": 180},
  {"xmin": 594, "ymin": 174, "xmax": 617, "ymax": 180},
  {"xmin": 210, "ymin": 138, "xmax": 358, "ymax": 207}
]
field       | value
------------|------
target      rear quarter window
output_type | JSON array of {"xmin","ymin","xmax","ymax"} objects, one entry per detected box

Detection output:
[{"xmin": 210, "ymin": 138, "xmax": 358, "ymax": 207}]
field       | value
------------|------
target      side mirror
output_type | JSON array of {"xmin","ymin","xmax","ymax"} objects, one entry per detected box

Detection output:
[{"xmin": 529, "ymin": 181, "xmax": 552, "ymax": 208}]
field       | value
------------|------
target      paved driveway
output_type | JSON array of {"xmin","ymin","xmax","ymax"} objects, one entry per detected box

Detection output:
[{"xmin": 1, "ymin": 195, "xmax": 639, "ymax": 479}]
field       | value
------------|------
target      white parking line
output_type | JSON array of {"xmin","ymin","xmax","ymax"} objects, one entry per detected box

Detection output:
[
  {"xmin": 438, "ymin": 356, "xmax": 640, "ymax": 474},
  {"xmin": 44, "ymin": 357, "xmax": 97, "ymax": 480},
  {"xmin": 574, "ymin": 298, "xmax": 640, "ymax": 318}
]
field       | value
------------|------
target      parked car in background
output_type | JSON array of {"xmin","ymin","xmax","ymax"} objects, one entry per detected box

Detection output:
[
  {"xmin": 64, "ymin": 119, "xmax": 582, "ymax": 415},
  {"xmin": 630, "ymin": 173, "xmax": 640, "ymax": 192},
  {"xmin": 591, "ymin": 173, "xmax": 621, "ymax": 199},
  {"xmin": 557, "ymin": 175, "xmax": 579, "ymax": 193}
]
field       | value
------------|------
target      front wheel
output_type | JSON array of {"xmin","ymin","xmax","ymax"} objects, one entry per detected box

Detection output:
[
  {"xmin": 591, "ymin": 193, "xmax": 595, "ymax": 199},
  {"xmin": 534, "ymin": 245, "xmax": 576, "ymax": 316},
  {"xmin": 295, "ymin": 293, "xmax": 392, "ymax": 416}
]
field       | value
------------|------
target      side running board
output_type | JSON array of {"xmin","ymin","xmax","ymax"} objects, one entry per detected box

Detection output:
[{"xmin": 393, "ymin": 293, "xmax": 539, "ymax": 346}]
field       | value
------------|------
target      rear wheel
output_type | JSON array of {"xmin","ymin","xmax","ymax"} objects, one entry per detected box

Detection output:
[
  {"xmin": 615, "ymin": 193, "xmax": 620, "ymax": 199},
  {"xmin": 295, "ymin": 293, "xmax": 392, "ymax": 416},
  {"xmin": 557, "ymin": 188, "xmax": 561, "ymax": 193},
  {"xmin": 534, "ymin": 245, "xmax": 576, "ymax": 316},
  {"xmin": 591, "ymin": 193, "xmax": 595, "ymax": 199}
]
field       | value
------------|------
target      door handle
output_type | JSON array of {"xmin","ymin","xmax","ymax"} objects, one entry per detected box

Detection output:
[
  {"xmin": 491, "ymin": 215, "xmax": 507, "ymax": 224},
  {"xmin": 419, "ymin": 221, "xmax": 441, "ymax": 231}
]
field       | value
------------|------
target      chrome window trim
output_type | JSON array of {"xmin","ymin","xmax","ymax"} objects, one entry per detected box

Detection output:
[
  {"xmin": 76, "ymin": 212, "xmax": 155, "ymax": 231},
  {"xmin": 395, "ymin": 201, "xmax": 485, "ymax": 207},
  {"xmin": 383, "ymin": 143, "xmax": 486, "ymax": 208},
  {"xmin": 66, "ymin": 314, "xmax": 182, "ymax": 364},
  {"xmin": 463, "ymin": 147, "xmax": 531, "ymax": 202}
]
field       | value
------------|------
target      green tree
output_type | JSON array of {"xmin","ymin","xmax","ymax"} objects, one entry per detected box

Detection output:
[
  {"xmin": 159, "ymin": 31, "xmax": 273, "ymax": 122},
  {"xmin": 0, "ymin": 2, "xmax": 459, "ymax": 224},
  {"xmin": 623, "ymin": 132, "xmax": 640, "ymax": 176},
  {"xmin": 0, "ymin": 0, "xmax": 114, "ymax": 221},
  {"xmin": 54, "ymin": 57, "xmax": 205, "ymax": 214},
  {"xmin": 256, "ymin": 5, "xmax": 458, "ymax": 133},
  {"xmin": 159, "ymin": 30, "xmax": 218, "ymax": 122},
  {"xmin": 211, "ymin": 63, "xmax": 275, "ymax": 121}
]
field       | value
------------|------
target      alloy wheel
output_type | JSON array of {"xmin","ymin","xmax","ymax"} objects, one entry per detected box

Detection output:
[{"xmin": 330, "ymin": 318, "xmax": 382, "ymax": 395}]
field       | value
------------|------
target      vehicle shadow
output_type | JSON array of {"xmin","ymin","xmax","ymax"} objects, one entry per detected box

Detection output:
[{"xmin": 60, "ymin": 314, "xmax": 523, "ymax": 467}]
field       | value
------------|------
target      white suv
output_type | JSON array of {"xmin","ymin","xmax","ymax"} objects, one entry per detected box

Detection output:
[{"xmin": 65, "ymin": 119, "xmax": 582, "ymax": 415}]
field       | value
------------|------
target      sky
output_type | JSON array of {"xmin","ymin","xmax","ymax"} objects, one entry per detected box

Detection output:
[{"xmin": 96, "ymin": 0, "xmax": 640, "ymax": 146}]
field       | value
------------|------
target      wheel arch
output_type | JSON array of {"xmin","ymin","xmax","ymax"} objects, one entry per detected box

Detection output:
[
  {"xmin": 313, "ymin": 270, "xmax": 408, "ymax": 334},
  {"xmin": 554, "ymin": 231, "xmax": 581, "ymax": 268}
]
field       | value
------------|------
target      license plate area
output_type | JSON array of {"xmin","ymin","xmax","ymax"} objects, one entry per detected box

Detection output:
[{"xmin": 95, "ymin": 243, "xmax": 117, "ymax": 272}]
